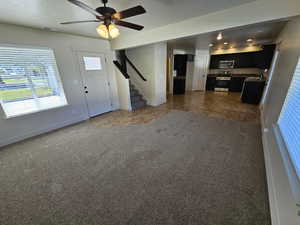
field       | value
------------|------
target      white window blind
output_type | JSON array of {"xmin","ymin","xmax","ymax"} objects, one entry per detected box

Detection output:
[
  {"xmin": 278, "ymin": 57, "xmax": 300, "ymax": 179},
  {"xmin": 0, "ymin": 46, "xmax": 67, "ymax": 118}
]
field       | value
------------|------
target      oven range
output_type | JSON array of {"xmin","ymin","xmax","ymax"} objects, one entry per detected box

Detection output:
[{"xmin": 214, "ymin": 76, "xmax": 231, "ymax": 92}]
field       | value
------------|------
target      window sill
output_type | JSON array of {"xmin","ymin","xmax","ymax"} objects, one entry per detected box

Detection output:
[{"xmin": 2, "ymin": 96, "xmax": 68, "ymax": 119}]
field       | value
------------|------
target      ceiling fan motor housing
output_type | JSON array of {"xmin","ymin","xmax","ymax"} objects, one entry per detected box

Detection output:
[{"xmin": 96, "ymin": 6, "xmax": 116, "ymax": 16}]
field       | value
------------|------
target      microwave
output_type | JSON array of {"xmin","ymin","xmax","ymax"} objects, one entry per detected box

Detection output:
[{"xmin": 219, "ymin": 60, "xmax": 235, "ymax": 69}]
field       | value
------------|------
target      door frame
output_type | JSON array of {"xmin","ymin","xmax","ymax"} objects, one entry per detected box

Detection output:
[{"xmin": 75, "ymin": 50, "xmax": 113, "ymax": 118}]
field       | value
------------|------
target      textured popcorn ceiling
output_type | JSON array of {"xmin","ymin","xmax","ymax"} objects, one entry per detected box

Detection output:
[{"xmin": 0, "ymin": 0, "xmax": 256, "ymax": 38}]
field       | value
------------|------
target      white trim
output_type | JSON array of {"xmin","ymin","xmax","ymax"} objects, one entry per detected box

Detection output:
[
  {"xmin": 0, "ymin": 115, "xmax": 89, "ymax": 148},
  {"xmin": 4, "ymin": 102, "xmax": 68, "ymax": 119},
  {"xmin": 260, "ymin": 111, "xmax": 281, "ymax": 225}
]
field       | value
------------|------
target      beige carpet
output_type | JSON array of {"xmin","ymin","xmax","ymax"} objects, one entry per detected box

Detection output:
[{"xmin": 0, "ymin": 111, "xmax": 270, "ymax": 225}]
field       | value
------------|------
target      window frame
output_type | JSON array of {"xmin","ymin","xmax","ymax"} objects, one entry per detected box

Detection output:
[
  {"xmin": 0, "ymin": 44, "xmax": 68, "ymax": 119},
  {"xmin": 277, "ymin": 57, "xmax": 300, "ymax": 180}
]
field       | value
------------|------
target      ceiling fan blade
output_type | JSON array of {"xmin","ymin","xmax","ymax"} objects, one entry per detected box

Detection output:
[
  {"xmin": 67, "ymin": 0, "xmax": 103, "ymax": 17},
  {"xmin": 115, "ymin": 20, "xmax": 144, "ymax": 31},
  {"xmin": 112, "ymin": 5, "xmax": 146, "ymax": 20},
  {"xmin": 61, "ymin": 20, "xmax": 99, "ymax": 25}
]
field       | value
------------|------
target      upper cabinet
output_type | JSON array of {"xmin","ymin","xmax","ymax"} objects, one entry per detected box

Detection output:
[{"xmin": 209, "ymin": 44, "xmax": 276, "ymax": 69}]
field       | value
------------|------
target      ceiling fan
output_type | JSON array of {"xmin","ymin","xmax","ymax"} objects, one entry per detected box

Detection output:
[{"xmin": 61, "ymin": 0, "xmax": 146, "ymax": 39}]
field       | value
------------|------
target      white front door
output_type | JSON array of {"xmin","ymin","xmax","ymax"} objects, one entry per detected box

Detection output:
[
  {"xmin": 193, "ymin": 50, "xmax": 210, "ymax": 91},
  {"xmin": 77, "ymin": 51, "xmax": 112, "ymax": 117}
]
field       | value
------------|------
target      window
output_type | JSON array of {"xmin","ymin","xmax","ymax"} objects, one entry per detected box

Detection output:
[
  {"xmin": 83, "ymin": 56, "xmax": 102, "ymax": 70},
  {"xmin": 0, "ymin": 46, "xmax": 67, "ymax": 118},
  {"xmin": 278, "ymin": 57, "xmax": 300, "ymax": 179}
]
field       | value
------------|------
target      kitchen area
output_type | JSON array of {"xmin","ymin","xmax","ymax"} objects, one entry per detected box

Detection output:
[
  {"xmin": 167, "ymin": 20, "xmax": 286, "ymax": 111},
  {"xmin": 206, "ymin": 44, "xmax": 276, "ymax": 104}
]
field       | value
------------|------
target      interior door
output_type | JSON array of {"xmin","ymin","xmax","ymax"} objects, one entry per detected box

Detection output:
[
  {"xmin": 77, "ymin": 51, "xmax": 112, "ymax": 117},
  {"xmin": 193, "ymin": 50, "xmax": 210, "ymax": 91}
]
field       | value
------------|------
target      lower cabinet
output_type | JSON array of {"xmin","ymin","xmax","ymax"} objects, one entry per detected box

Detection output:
[
  {"xmin": 206, "ymin": 77, "xmax": 216, "ymax": 91},
  {"xmin": 229, "ymin": 77, "xmax": 246, "ymax": 92}
]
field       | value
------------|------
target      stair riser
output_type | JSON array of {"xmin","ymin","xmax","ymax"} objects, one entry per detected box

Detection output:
[
  {"xmin": 131, "ymin": 95, "xmax": 143, "ymax": 102},
  {"xmin": 129, "ymin": 83, "xmax": 147, "ymax": 110}
]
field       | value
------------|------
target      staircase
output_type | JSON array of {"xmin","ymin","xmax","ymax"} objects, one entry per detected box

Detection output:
[{"xmin": 130, "ymin": 82, "xmax": 147, "ymax": 110}]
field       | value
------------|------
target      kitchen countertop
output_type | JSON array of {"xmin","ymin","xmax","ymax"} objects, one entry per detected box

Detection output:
[
  {"xmin": 174, "ymin": 76, "xmax": 186, "ymax": 80},
  {"xmin": 207, "ymin": 74, "xmax": 260, "ymax": 78}
]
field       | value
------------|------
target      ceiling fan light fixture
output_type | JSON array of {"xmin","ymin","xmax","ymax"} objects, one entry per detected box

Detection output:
[
  {"xmin": 108, "ymin": 24, "xmax": 120, "ymax": 39},
  {"xmin": 96, "ymin": 23, "xmax": 120, "ymax": 39},
  {"xmin": 96, "ymin": 24, "xmax": 109, "ymax": 39},
  {"xmin": 63, "ymin": 0, "xmax": 145, "ymax": 38}
]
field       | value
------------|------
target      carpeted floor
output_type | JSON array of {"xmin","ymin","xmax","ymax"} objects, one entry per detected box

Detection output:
[{"xmin": 0, "ymin": 111, "xmax": 270, "ymax": 225}]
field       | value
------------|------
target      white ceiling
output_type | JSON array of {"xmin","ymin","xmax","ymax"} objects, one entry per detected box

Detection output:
[
  {"xmin": 0, "ymin": 0, "xmax": 256, "ymax": 39},
  {"xmin": 168, "ymin": 20, "xmax": 287, "ymax": 50}
]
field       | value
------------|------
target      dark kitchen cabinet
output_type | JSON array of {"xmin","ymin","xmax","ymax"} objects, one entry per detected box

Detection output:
[
  {"xmin": 229, "ymin": 77, "xmax": 246, "ymax": 92},
  {"xmin": 253, "ymin": 44, "xmax": 276, "ymax": 69},
  {"xmin": 206, "ymin": 76, "xmax": 216, "ymax": 90},
  {"xmin": 241, "ymin": 79, "xmax": 266, "ymax": 104},
  {"xmin": 209, "ymin": 44, "xmax": 276, "ymax": 69},
  {"xmin": 210, "ymin": 52, "xmax": 256, "ymax": 69}
]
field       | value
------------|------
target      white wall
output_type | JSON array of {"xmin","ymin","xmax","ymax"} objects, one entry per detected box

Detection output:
[
  {"xmin": 186, "ymin": 61, "xmax": 195, "ymax": 91},
  {"xmin": 192, "ymin": 49, "xmax": 210, "ymax": 91},
  {"xmin": 114, "ymin": 69, "xmax": 132, "ymax": 111},
  {"xmin": 0, "ymin": 23, "xmax": 120, "ymax": 147},
  {"xmin": 126, "ymin": 42, "xmax": 167, "ymax": 106},
  {"xmin": 261, "ymin": 17, "xmax": 300, "ymax": 225},
  {"xmin": 111, "ymin": 0, "xmax": 300, "ymax": 50}
]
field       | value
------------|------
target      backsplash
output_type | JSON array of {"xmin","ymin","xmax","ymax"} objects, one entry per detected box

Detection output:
[{"xmin": 209, "ymin": 68, "xmax": 263, "ymax": 75}]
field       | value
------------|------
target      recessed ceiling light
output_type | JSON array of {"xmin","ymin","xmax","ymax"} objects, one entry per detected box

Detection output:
[
  {"xmin": 247, "ymin": 38, "xmax": 253, "ymax": 42},
  {"xmin": 209, "ymin": 43, "xmax": 214, "ymax": 47},
  {"xmin": 224, "ymin": 42, "xmax": 228, "ymax": 45},
  {"xmin": 217, "ymin": 33, "xmax": 223, "ymax": 40}
]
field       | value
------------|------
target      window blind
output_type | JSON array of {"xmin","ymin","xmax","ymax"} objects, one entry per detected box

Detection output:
[
  {"xmin": 0, "ymin": 45, "xmax": 67, "ymax": 117},
  {"xmin": 278, "ymin": 57, "xmax": 300, "ymax": 179}
]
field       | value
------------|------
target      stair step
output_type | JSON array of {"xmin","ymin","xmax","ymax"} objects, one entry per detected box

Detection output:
[
  {"xmin": 132, "ymin": 100, "xmax": 147, "ymax": 110},
  {"xmin": 131, "ymin": 95, "xmax": 143, "ymax": 102},
  {"xmin": 129, "ymin": 82, "xmax": 147, "ymax": 110},
  {"xmin": 130, "ymin": 90, "xmax": 140, "ymax": 96}
]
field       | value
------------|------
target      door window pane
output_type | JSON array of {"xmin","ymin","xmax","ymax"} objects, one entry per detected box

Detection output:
[{"xmin": 83, "ymin": 57, "xmax": 102, "ymax": 70}]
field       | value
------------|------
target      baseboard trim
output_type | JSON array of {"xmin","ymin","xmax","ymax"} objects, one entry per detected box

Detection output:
[
  {"xmin": 260, "ymin": 112, "xmax": 281, "ymax": 225},
  {"xmin": 0, "ymin": 115, "xmax": 89, "ymax": 148}
]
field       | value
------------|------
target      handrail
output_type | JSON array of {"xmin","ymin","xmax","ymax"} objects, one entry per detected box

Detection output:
[
  {"xmin": 113, "ymin": 60, "xmax": 130, "ymax": 79},
  {"xmin": 124, "ymin": 55, "xmax": 147, "ymax": 81}
]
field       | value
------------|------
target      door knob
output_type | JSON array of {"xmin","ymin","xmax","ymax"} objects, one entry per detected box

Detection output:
[{"xmin": 85, "ymin": 91, "xmax": 88, "ymax": 93}]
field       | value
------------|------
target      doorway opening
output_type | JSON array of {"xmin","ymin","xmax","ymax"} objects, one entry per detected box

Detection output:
[{"xmin": 165, "ymin": 20, "xmax": 287, "ymax": 122}]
